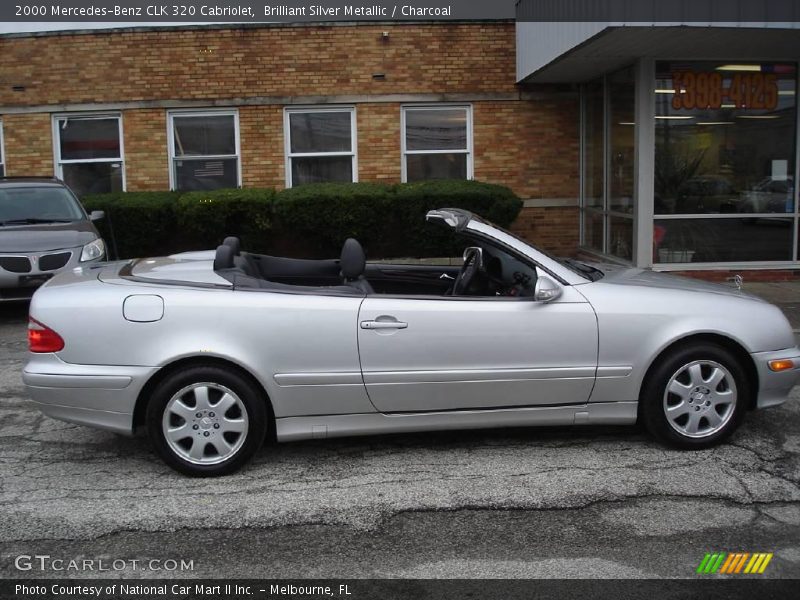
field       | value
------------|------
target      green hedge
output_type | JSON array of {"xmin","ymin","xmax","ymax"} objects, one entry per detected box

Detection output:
[
  {"xmin": 177, "ymin": 188, "xmax": 276, "ymax": 254},
  {"xmin": 81, "ymin": 180, "xmax": 522, "ymax": 260},
  {"xmin": 275, "ymin": 180, "xmax": 522, "ymax": 258},
  {"xmin": 272, "ymin": 182, "xmax": 394, "ymax": 257},
  {"xmin": 82, "ymin": 191, "xmax": 182, "ymax": 259}
]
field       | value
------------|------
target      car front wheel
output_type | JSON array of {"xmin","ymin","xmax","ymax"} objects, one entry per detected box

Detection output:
[
  {"xmin": 640, "ymin": 344, "xmax": 748, "ymax": 449},
  {"xmin": 146, "ymin": 365, "xmax": 267, "ymax": 476}
]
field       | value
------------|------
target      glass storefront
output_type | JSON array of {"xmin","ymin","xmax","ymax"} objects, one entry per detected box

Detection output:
[
  {"xmin": 582, "ymin": 80, "xmax": 604, "ymax": 253},
  {"xmin": 654, "ymin": 61, "xmax": 797, "ymax": 264},
  {"xmin": 580, "ymin": 67, "xmax": 635, "ymax": 261},
  {"xmin": 581, "ymin": 60, "xmax": 799, "ymax": 268}
]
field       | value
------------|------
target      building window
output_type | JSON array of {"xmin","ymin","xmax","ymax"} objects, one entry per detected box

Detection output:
[
  {"xmin": 53, "ymin": 115, "xmax": 124, "ymax": 197},
  {"xmin": 0, "ymin": 121, "xmax": 5, "ymax": 177},
  {"xmin": 580, "ymin": 68, "xmax": 635, "ymax": 262},
  {"xmin": 285, "ymin": 107, "xmax": 357, "ymax": 187},
  {"xmin": 402, "ymin": 105, "xmax": 472, "ymax": 182},
  {"xmin": 169, "ymin": 111, "xmax": 240, "ymax": 191},
  {"xmin": 653, "ymin": 61, "xmax": 797, "ymax": 264}
]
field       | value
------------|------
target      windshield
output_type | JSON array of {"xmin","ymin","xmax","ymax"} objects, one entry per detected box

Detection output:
[
  {"xmin": 469, "ymin": 215, "xmax": 602, "ymax": 281},
  {"xmin": 0, "ymin": 186, "xmax": 85, "ymax": 225}
]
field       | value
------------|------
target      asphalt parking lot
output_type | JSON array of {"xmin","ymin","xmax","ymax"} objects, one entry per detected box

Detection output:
[{"xmin": 1, "ymin": 300, "xmax": 800, "ymax": 580}]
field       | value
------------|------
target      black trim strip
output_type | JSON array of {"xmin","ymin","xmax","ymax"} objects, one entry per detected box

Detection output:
[{"xmin": 381, "ymin": 402, "xmax": 589, "ymax": 415}]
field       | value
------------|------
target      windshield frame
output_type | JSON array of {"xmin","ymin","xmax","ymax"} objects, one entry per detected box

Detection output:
[{"xmin": 463, "ymin": 217, "xmax": 592, "ymax": 286}]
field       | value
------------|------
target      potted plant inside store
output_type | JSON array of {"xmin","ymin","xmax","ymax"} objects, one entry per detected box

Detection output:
[{"xmin": 657, "ymin": 223, "xmax": 697, "ymax": 264}]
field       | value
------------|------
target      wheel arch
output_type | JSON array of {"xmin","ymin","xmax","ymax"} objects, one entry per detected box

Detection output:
[
  {"xmin": 133, "ymin": 356, "xmax": 276, "ymax": 439},
  {"xmin": 639, "ymin": 333, "xmax": 759, "ymax": 412}
]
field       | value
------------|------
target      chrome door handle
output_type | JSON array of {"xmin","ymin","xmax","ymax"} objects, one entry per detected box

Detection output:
[{"xmin": 360, "ymin": 320, "xmax": 408, "ymax": 330}]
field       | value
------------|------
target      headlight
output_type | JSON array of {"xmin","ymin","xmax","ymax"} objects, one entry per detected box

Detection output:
[{"xmin": 80, "ymin": 238, "xmax": 105, "ymax": 262}]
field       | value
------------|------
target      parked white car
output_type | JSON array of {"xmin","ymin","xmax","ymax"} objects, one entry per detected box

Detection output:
[{"xmin": 739, "ymin": 177, "xmax": 794, "ymax": 215}]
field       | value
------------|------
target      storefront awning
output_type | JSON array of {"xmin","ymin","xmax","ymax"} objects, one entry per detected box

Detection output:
[{"xmin": 517, "ymin": 24, "xmax": 800, "ymax": 83}]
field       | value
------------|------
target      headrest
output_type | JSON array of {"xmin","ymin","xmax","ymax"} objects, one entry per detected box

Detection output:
[
  {"xmin": 340, "ymin": 238, "xmax": 366, "ymax": 280},
  {"xmin": 223, "ymin": 236, "xmax": 241, "ymax": 256},
  {"xmin": 213, "ymin": 244, "xmax": 235, "ymax": 271}
]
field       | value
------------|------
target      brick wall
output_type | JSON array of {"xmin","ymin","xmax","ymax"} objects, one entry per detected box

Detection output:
[
  {"xmin": 0, "ymin": 22, "xmax": 581, "ymax": 256},
  {"xmin": 473, "ymin": 99, "xmax": 579, "ymax": 199},
  {"xmin": 357, "ymin": 104, "xmax": 402, "ymax": 183},
  {"xmin": 0, "ymin": 23, "xmax": 518, "ymax": 107},
  {"xmin": 667, "ymin": 270, "xmax": 800, "ymax": 282},
  {"xmin": 1, "ymin": 113, "xmax": 53, "ymax": 176},
  {"xmin": 122, "ymin": 109, "xmax": 169, "ymax": 190},
  {"xmin": 510, "ymin": 207, "xmax": 580, "ymax": 258},
  {"xmin": 239, "ymin": 105, "xmax": 284, "ymax": 189}
]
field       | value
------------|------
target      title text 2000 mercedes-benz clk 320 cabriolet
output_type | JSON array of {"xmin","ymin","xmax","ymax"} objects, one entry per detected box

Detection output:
[{"xmin": 23, "ymin": 209, "xmax": 800, "ymax": 476}]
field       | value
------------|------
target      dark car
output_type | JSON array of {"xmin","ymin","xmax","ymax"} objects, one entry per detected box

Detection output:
[{"xmin": 0, "ymin": 177, "xmax": 105, "ymax": 301}]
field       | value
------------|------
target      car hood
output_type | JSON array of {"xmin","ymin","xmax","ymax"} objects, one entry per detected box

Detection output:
[
  {"xmin": 0, "ymin": 220, "xmax": 97, "ymax": 252},
  {"xmin": 585, "ymin": 263, "xmax": 764, "ymax": 301}
]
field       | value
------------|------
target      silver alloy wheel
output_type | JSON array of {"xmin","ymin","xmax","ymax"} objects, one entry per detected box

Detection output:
[
  {"xmin": 663, "ymin": 360, "xmax": 736, "ymax": 439},
  {"xmin": 162, "ymin": 382, "xmax": 249, "ymax": 465}
]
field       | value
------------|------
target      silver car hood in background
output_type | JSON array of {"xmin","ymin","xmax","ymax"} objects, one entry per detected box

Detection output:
[{"xmin": 589, "ymin": 263, "xmax": 764, "ymax": 301}]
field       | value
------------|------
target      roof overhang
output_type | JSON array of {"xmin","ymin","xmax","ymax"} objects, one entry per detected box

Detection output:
[{"xmin": 517, "ymin": 24, "xmax": 800, "ymax": 83}]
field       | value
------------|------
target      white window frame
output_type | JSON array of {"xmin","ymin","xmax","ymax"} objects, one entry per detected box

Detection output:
[
  {"xmin": 52, "ymin": 113, "xmax": 126, "ymax": 190},
  {"xmin": 284, "ymin": 106, "xmax": 358, "ymax": 188},
  {"xmin": 401, "ymin": 104, "xmax": 474, "ymax": 183},
  {"xmin": 0, "ymin": 120, "xmax": 5, "ymax": 177},
  {"xmin": 167, "ymin": 109, "xmax": 241, "ymax": 191}
]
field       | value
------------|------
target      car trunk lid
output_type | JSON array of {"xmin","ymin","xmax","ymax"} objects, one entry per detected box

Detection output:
[{"xmin": 98, "ymin": 253, "xmax": 232, "ymax": 288}]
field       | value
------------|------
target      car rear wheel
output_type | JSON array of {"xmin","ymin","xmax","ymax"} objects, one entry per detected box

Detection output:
[
  {"xmin": 640, "ymin": 344, "xmax": 748, "ymax": 449},
  {"xmin": 146, "ymin": 366, "xmax": 267, "ymax": 476}
]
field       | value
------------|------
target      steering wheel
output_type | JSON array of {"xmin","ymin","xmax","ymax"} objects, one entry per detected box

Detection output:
[{"xmin": 452, "ymin": 247, "xmax": 483, "ymax": 296}]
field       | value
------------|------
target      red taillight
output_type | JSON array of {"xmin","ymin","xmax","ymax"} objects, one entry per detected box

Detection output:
[{"xmin": 28, "ymin": 318, "xmax": 65, "ymax": 353}]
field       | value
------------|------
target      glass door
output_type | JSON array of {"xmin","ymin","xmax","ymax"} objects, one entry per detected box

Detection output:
[{"xmin": 580, "ymin": 66, "xmax": 635, "ymax": 262}]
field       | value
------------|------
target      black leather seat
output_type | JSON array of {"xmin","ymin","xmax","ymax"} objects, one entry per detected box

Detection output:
[
  {"xmin": 222, "ymin": 236, "xmax": 259, "ymax": 277},
  {"xmin": 223, "ymin": 236, "xmax": 241, "ymax": 256},
  {"xmin": 213, "ymin": 244, "xmax": 235, "ymax": 271},
  {"xmin": 340, "ymin": 238, "xmax": 374, "ymax": 294}
]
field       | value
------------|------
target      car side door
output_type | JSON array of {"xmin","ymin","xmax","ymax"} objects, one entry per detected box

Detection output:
[{"xmin": 357, "ymin": 281, "xmax": 598, "ymax": 413}]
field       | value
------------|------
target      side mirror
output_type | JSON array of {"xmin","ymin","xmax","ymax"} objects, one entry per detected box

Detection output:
[
  {"xmin": 534, "ymin": 276, "xmax": 562, "ymax": 303},
  {"xmin": 89, "ymin": 210, "xmax": 105, "ymax": 221}
]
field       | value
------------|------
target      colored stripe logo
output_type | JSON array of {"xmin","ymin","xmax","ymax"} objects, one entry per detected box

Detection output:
[{"xmin": 696, "ymin": 552, "xmax": 773, "ymax": 574}]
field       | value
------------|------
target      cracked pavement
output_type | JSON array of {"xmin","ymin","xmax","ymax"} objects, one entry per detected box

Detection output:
[{"xmin": 1, "ymin": 302, "xmax": 799, "ymax": 579}]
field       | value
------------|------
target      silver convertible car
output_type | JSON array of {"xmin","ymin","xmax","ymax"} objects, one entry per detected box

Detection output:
[{"xmin": 24, "ymin": 209, "xmax": 800, "ymax": 476}]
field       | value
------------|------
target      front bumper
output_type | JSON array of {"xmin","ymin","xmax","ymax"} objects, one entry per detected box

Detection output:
[
  {"xmin": 0, "ymin": 247, "xmax": 103, "ymax": 301},
  {"xmin": 751, "ymin": 347, "xmax": 800, "ymax": 409},
  {"xmin": 23, "ymin": 353, "xmax": 158, "ymax": 435}
]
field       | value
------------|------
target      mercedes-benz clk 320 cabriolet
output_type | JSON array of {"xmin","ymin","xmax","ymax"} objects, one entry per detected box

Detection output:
[{"xmin": 23, "ymin": 209, "xmax": 800, "ymax": 476}]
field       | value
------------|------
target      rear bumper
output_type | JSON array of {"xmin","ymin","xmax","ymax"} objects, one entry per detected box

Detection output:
[
  {"xmin": 751, "ymin": 347, "xmax": 800, "ymax": 409},
  {"xmin": 23, "ymin": 354, "xmax": 157, "ymax": 435}
]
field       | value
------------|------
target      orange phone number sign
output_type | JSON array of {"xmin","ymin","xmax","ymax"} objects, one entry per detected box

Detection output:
[{"xmin": 671, "ymin": 71, "xmax": 779, "ymax": 111}]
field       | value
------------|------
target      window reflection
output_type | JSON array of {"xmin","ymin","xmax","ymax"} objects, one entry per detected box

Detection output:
[
  {"xmin": 286, "ymin": 109, "xmax": 356, "ymax": 187},
  {"xmin": 608, "ymin": 68, "xmax": 635, "ymax": 215},
  {"xmin": 56, "ymin": 116, "xmax": 124, "ymax": 197},
  {"xmin": 655, "ymin": 62, "xmax": 797, "ymax": 217},
  {"xmin": 579, "ymin": 67, "xmax": 634, "ymax": 261},
  {"xmin": 654, "ymin": 218, "xmax": 793, "ymax": 263},
  {"xmin": 170, "ymin": 112, "xmax": 240, "ymax": 192}
]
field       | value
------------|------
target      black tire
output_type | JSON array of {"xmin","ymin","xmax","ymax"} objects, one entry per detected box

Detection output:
[
  {"xmin": 640, "ymin": 343, "xmax": 748, "ymax": 449},
  {"xmin": 146, "ymin": 365, "xmax": 268, "ymax": 477}
]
